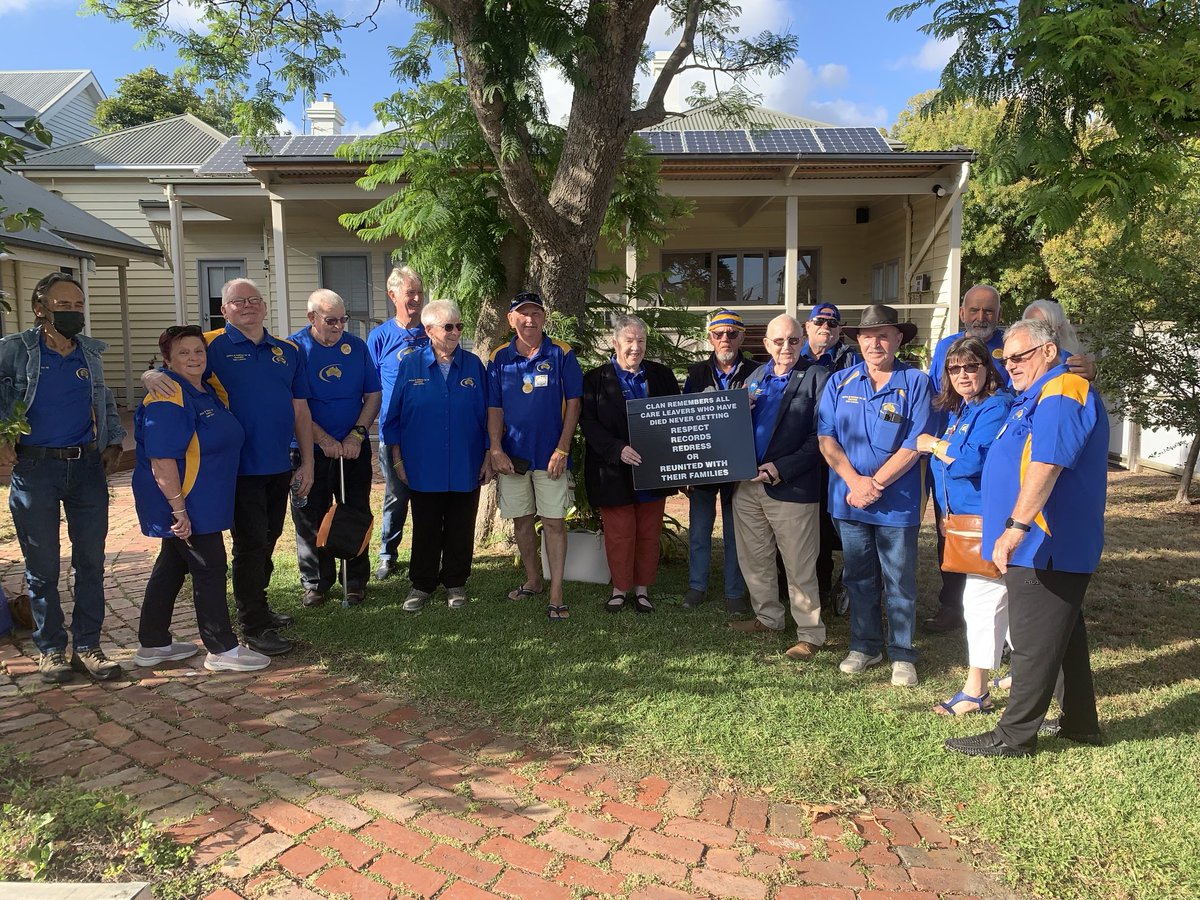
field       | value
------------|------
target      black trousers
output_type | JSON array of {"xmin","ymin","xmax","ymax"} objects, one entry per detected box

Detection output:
[
  {"xmin": 995, "ymin": 566, "xmax": 1099, "ymax": 750},
  {"xmin": 139, "ymin": 532, "xmax": 239, "ymax": 654},
  {"xmin": 408, "ymin": 488, "xmax": 481, "ymax": 593},
  {"xmin": 230, "ymin": 470, "xmax": 291, "ymax": 634},
  {"xmin": 293, "ymin": 447, "xmax": 373, "ymax": 593},
  {"xmin": 935, "ymin": 530, "xmax": 966, "ymax": 616}
]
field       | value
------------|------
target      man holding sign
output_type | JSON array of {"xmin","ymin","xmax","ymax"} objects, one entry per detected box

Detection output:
[{"xmin": 729, "ymin": 315, "xmax": 831, "ymax": 660}]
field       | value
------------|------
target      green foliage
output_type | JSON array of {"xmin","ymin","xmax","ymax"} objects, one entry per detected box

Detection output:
[
  {"xmin": 891, "ymin": 90, "xmax": 1053, "ymax": 313},
  {"xmin": 890, "ymin": 0, "xmax": 1200, "ymax": 236},
  {"xmin": 0, "ymin": 401, "xmax": 32, "ymax": 447},
  {"xmin": 95, "ymin": 66, "xmax": 237, "ymax": 133},
  {"xmin": 0, "ymin": 105, "xmax": 52, "ymax": 297}
]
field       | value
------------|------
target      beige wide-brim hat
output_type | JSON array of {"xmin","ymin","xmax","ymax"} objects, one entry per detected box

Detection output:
[{"xmin": 841, "ymin": 304, "xmax": 918, "ymax": 345}]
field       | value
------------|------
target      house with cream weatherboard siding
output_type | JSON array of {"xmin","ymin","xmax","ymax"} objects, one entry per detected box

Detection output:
[{"xmin": 0, "ymin": 70, "xmax": 105, "ymax": 149}]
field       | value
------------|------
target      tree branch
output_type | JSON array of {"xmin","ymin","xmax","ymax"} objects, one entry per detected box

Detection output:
[{"xmin": 630, "ymin": 0, "xmax": 702, "ymax": 130}]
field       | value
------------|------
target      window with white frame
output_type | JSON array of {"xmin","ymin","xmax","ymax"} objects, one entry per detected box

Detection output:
[
  {"xmin": 871, "ymin": 259, "xmax": 900, "ymax": 303},
  {"xmin": 320, "ymin": 254, "xmax": 372, "ymax": 338},
  {"xmin": 662, "ymin": 249, "xmax": 819, "ymax": 306}
]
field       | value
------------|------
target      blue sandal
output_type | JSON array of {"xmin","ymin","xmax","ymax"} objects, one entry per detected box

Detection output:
[{"xmin": 935, "ymin": 690, "xmax": 994, "ymax": 716}]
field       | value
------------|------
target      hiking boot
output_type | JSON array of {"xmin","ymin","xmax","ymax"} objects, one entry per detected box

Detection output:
[
  {"xmin": 133, "ymin": 641, "xmax": 199, "ymax": 667},
  {"xmin": 891, "ymin": 661, "xmax": 919, "ymax": 687},
  {"xmin": 785, "ymin": 641, "xmax": 819, "ymax": 660},
  {"xmin": 838, "ymin": 651, "xmax": 883, "ymax": 674},
  {"xmin": 39, "ymin": 650, "xmax": 73, "ymax": 684},
  {"xmin": 303, "ymin": 589, "xmax": 327, "ymax": 608},
  {"xmin": 204, "ymin": 645, "xmax": 271, "ymax": 672},
  {"xmin": 71, "ymin": 646, "xmax": 123, "ymax": 681},
  {"xmin": 402, "ymin": 588, "xmax": 430, "ymax": 612}
]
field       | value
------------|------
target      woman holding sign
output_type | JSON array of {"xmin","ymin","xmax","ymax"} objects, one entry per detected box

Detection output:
[{"xmin": 580, "ymin": 315, "xmax": 680, "ymax": 613}]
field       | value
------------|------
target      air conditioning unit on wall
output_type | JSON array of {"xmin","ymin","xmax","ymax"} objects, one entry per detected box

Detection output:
[{"xmin": 913, "ymin": 273, "xmax": 932, "ymax": 292}]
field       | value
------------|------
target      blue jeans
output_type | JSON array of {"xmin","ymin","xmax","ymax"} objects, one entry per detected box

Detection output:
[
  {"xmin": 835, "ymin": 519, "xmax": 918, "ymax": 663},
  {"xmin": 8, "ymin": 451, "xmax": 109, "ymax": 654},
  {"xmin": 378, "ymin": 442, "xmax": 411, "ymax": 564},
  {"xmin": 688, "ymin": 484, "xmax": 746, "ymax": 599}
]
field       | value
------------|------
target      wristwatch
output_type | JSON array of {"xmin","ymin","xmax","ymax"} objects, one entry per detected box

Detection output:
[
  {"xmin": 350, "ymin": 425, "xmax": 369, "ymax": 439},
  {"xmin": 1005, "ymin": 517, "xmax": 1031, "ymax": 532}
]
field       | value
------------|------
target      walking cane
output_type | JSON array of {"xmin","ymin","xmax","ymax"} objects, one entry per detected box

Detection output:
[{"xmin": 338, "ymin": 455, "xmax": 352, "ymax": 608}]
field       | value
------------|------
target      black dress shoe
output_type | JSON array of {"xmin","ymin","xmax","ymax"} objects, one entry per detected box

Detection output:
[
  {"xmin": 922, "ymin": 608, "xmax": 965, "ymax": 633},
  {"xmin": 268, "ymin": 610, "xmax": 295, "ymax": 629},
  {"xmin": 244, "ymin": 628, "xmax": 292, "ymax": 656},
  {"xmin": 1039, "ymin": 718, "xmax": 1104, "ymax": 745},
  {"xmin": 375, "ymin": 561, "xmax": 396, "ymax": 581},
  {"xmin": 944, "ymin": 731, "xmax": 1031, "ymax": 758}
]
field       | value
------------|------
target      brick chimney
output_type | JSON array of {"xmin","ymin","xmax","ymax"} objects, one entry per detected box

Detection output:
[{"xmin": 306, "ymin": 93, "xmax": 345, "ymax": 135}]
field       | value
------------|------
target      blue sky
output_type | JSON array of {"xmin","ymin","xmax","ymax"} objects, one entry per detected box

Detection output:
[{"xmin": 0, "ymin": 0, "xmax": 953, "ymax": 135}]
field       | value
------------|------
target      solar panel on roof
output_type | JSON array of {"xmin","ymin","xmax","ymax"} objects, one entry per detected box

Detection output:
[
  {"xmin": 635, "ymin": 130, "xmax": 683, "ymax": 153},
  {"xmin": 812, "ymin": 127, "xmax": 891, "ymax": 153},
  {"xmin": 683, "ymin": 130, "xmax": 752, "ymax": 153},
  {"xmin": 750, "ymin": 129, "xmax": 823, "ymax": 154}
]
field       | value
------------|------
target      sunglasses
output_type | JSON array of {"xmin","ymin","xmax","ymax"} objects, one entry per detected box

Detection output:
[
  {"xmin": 434, "ymin": 322, "xmax": 465, "ymax": 332},
  {"xmin": 769, "ymin": 336, "xmax": 801, "ymax": 347},
  {"xmin": 319, "ymin": 315, "xmax": 350, "ymax": 326},
  {"xmin": 811, "ymin": 317, "xmax": 840, "ymax": 327},
  {"xmin": 164, "ymin": 325, "xmax": 203, "ymax": 339},
  {"xmin": 1000, "ymin": 343, "xmax": 1048, "ymax": 368},
  {"xmin": 710, "ymin": 329, "xmax": 742, "ymax": 340},
  {"xmin": 946, "ymin": 363, "xmax": 982, "ymax": 376}
]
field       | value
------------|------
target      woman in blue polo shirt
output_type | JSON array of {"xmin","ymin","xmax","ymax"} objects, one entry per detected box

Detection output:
[
  {"xmin": 383, "ymin": 300, "xmax": 490, "ymax": 614},
  {"xmin": 916, "ymin": 337, "xmax": 1012, "ymax": 715},
  {"xmin": 132, "ymin": 326, "xmax": 269, "ymax": 673}
]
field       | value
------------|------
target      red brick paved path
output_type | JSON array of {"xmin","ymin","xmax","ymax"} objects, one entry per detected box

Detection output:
[{"xmin": 0, "ymin": 474, "xmax": 1019, "ymax": 900}]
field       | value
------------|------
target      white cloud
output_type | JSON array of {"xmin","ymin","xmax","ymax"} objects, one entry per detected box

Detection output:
[
  {"xmin": 345, "ymin": 118, "xmax": 385, "ymax": 135},
  {"xmin": 817, "ymin": 63, "xmax": 848, "ymax": 88},
  {"xmin": 891, "ymin": 36, "xmax": 958, "ymax": 72},
  {"xmin": 276, "ymin": 116, "xmax": 300, "ymax": 135},
  {"xmin": 0, "ymin": 0, "xmax": 33, "ymax": 14},
  {"xmin": 162, "ymin": 0, "xmax": 210, "ymax": 31},
  {"xmin": 539, "ymin": 64, "xmax": 575, "ymax": 128}
]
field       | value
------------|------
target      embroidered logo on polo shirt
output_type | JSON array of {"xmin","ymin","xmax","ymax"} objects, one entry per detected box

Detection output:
[
  {"xmin": 398, "ymin": 347, "xmax": 417, "ymax": 359},
  {"xmin": 271, "ymin": 346, "xmax": 283, "ymax": 357},
  {"xmin": 319, "ymin": 365, "xmax": 343, "ymax": 382},
  {"xmin": 537, "ymin": 361, "xmax": 553, "ymax": 372},
  {"xmin": 341, "ymin": 343, "xmax": 352, "ymax": 355},
  {"xmin": 461, "ymin": 377, "xmax": 476, "ymax": 387},
  {"xmin": 75, "ymin": 368, "xmax": 91, "ymax": 380}
]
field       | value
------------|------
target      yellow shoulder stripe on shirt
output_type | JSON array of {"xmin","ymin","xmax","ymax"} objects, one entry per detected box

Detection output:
[
  {"xmin": 551, "ymin": 339, "xmax": 573, "ymax": 355},
  {"xmin": 203, "ymin": 328, "xmax": 223, "ymax": 346},
  {"xmin": 1038, "ymin": 372, "xmax": 1089, "ymax": 405},
  {"xmin": 143, "ymin": 385, "xmax": 184, "ymax": 407},
  {"xmin": 488, "ymin": 341, "xmax": 510, "ymax": 362},
  {"xmin": 278, "ymin": 337, "xmax": 299, "ymax": 351}
]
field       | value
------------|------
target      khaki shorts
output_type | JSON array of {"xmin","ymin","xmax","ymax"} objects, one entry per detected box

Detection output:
[{"xmin": 497, "ymin": 470, "xmax": 572, "ymax": 520}]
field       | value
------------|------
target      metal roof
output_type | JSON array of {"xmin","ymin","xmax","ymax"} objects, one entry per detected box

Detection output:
[
  {"xmin": 0, "ymin": 70, "xmax": 95, "ymax": 115},
  {"xmin": 22, "ymin": 115, "xmax": 228, "ymax": 169},
  {"xmin": 0, "ymin": 90, "xmax": 39, "ymax": 121},
  {"xmin": 642, "ymin": 104, "xmax": 835, "ymax": 132},
  {"xmin": 197, "ymin": 134, "xmax": 360, "ymax": 175},
  {"xmin": 0, "ymin": 169, "xmax": 159, "ymax": 258}
]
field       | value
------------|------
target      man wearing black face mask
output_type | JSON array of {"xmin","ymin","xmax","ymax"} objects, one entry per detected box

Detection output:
[{"xmin": 0, "ymin": 273, "xmax": 126, "ymax": 684}]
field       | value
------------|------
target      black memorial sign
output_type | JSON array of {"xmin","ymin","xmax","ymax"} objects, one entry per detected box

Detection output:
[{"xmin": 626, "ymin": 389, "xmax": 758, "ymax": 491}]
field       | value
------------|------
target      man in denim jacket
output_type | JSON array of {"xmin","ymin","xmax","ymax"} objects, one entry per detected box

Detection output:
[{"xmin": 0, "ymin": 273, "xmax": 126, "ymax": 684}]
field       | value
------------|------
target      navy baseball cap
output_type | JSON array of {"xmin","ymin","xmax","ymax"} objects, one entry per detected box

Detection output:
[
  {"xmin": 509, "ymin": 291, "xmax": 546, "ymax": 312},
  {"xmin": 808, "ymin": 303, "xmax": 842, "ymax": 322}
]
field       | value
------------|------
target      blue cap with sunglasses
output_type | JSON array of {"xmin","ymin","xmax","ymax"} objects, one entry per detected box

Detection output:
[
  {"xmin": 808, "ymin": 303, "xmax": 842, "ymax": 322},
  {"xmin": 509, "ymin": 291, "xmax": 545, "ymax": 312}
]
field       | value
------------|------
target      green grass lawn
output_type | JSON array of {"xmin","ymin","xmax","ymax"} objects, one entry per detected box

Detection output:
[{"xmin": 261, "ymin": 469, "xmax": 1200, "ymax": 900}]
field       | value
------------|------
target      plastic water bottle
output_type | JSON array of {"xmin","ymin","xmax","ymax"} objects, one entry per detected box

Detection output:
[{"xmin": 291, "ymin": 475, "xmax": 307, "ymax": 508}]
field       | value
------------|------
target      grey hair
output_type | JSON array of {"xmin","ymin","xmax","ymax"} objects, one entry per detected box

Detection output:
[
  {"xmin": 221, "ymin": 277, "xmax": 261, "ymax": 303},
  {"xmin": 612, "ymin": 314, "xmax": 648, "ymax": 340},
  {"xmin": 421, "ymin": 299, "xmax": 461, "ymax": 327},
  {"xmin": 1005, "ymin": 316, "xmax": 1056, "ymax": 350},
  {"xmin": 306, "ymin": 288, "xmax": 344, "ymax": 314},
  {"xmin": 962, "ymin": 284, "xmax": 1000, "ymax": 307},
  {"xmin": 1023, "ymin": 299, "xmax": 1080, "ymax": 355},
  {"xmin": 387, "ymin": 265, "xmax": 422, "ymax": 292}
]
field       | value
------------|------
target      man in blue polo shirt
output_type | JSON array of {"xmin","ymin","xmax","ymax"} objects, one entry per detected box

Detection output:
[
  {"xmin": 290, "ymin": 290, "xmax": 382, "ymax": 608},
  {"xmin": 367, "ymin": 266, "xmax": 429, "ymax": 581},
  {"xmin": 946, "ymin": 318, "xmax": 1107, "ymax": 758},
  {"xmin": 145, "ymin": 278, "xmax": 314, "ymax": 655},
  {"xmin": 487, "ymin": 291, "xmax": 583, "ymax": 615}
]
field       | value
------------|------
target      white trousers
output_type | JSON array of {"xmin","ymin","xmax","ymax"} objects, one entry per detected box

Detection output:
[{"xmin": 963, "ymin": 573, "xmax": 1009, "ymax": 670}]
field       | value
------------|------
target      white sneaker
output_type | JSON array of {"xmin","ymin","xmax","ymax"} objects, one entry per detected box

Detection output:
[
  {"xmin": 838, "ymin": 651, "xmax": 884, "ymax": 674},
  {"xmin": 447, "ymin": 587, "xmax": 467, "ymax": 609},
  {"xmin": 402, "ymin": 588, "xmax": 430, "ymax": 612},
  {"xmin": 133, "ymin": 641, "xmax": 200, "ymax": 667},
  {"xmin": 204, "ymin": 645, "xmax": 271, "ymax": 672},
  {"xmin": 891, "ymin": 661, "xmax": 919, "ymax": 687}
]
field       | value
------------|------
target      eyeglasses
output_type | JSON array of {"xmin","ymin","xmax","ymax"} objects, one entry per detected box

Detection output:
[
  {"xmin": 769, "ymin": 337, "xmax": 801, "ymax": 347},
  {"xmin": 811, "ymin": 317, "xmax": 840, "ymax": 327},
  {"xmin": 226, "ymin": 296, "xmax": 265, "ymax": 308},
  {"xmin": 320, "ymin": 315, "xmax": 350, "ymax": 326},
  {"xmin": 434, "ymin": 322, "xmax": 465, "ymax": 332},
  {"xmin": 1000, "ymin": 343, "xmax": 1048, "ymax": 368},
  {"xmin": 946, "ymin": 363, "xmax": 982, "ymax": 376},
  {"xmin": 163, "ymin": 325, "xmax": 203, "ymax": 339},
  {"xmin": 710, "ymin": 329, "xmax": 742, "ymax": 340}
]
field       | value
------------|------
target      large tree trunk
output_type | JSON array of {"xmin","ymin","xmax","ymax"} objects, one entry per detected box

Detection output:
[
  {"xmin": 527, "ymin": 235, "xmax": 595, "ymax": 321},
  {"xmin": 1176, "ymin": 432, "xmax": 1199, "ymax": 504}
]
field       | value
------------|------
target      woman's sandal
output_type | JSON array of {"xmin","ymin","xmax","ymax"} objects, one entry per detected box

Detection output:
[
  {"xmin": 990, "ymin": 674, "xmax": 1013, "ymax": 691},
  {"xmin": 547, "ymin": 604, "xmax": 569, "ymax": 621},
  {"xmin": 633, "ymin": 593, "xmax": 654, "ymax": 614},
  {"xmin": 605, "ymin": 593, "xmax": 627, "ymax": 613},
  {"xmin": 507, "ymin": 583, "xmax": 543, "ymax": 601},
  {"xmin": 934, "ymin": 690, "xmax": 994, "ymax": 716}
]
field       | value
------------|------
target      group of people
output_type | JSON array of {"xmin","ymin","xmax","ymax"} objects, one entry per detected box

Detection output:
[{"xmin": 0, "ymin": 270, "xmax": 1108, "ymax": 756}]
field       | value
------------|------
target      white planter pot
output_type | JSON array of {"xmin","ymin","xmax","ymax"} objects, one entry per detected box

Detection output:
[{"xmin": 541, "ymin": 529, "xmax": 611, "ymax": 585}]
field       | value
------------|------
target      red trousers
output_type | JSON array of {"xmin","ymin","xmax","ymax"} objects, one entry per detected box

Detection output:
[{"xmin": 599, "ymin": 498, "xmax": 666, "ymax": 591}]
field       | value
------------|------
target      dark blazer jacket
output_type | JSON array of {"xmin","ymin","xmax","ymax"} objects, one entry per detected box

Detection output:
[
  {"xmin": 580, "ymin": 359, "xmax": 680, "ymax": 508},
  {"xmin": 747, "ymin": 360, "xmax": 830, "ymax": 504},
  {"xmin": 683, "ymin": 352, "xmax": 757, "ymax": 393}
]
